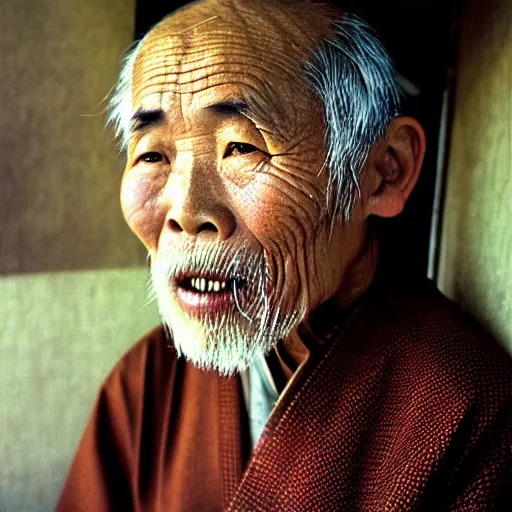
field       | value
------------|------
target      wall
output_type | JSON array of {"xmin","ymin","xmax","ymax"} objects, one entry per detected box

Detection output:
[
  {"xmin": 0, "ymin": 1, "xmax": 159, "ymax": 510},
  {"xmin": 438, "ymin": 0, "xmax": 512, "ymax": 350},
  {"xmin": 0, "ymin": 270, "xmax": 159, "ymax": 510}
]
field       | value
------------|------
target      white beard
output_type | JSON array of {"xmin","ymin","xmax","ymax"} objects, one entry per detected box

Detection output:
[{"xmin": 149, "ymin": 249, "xmax": 303, "ymax": 376}]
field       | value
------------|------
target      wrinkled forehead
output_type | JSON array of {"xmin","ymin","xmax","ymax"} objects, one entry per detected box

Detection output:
[{"xmin": 132, "ymin": 0, "xmax": 334, "ymax": 111}]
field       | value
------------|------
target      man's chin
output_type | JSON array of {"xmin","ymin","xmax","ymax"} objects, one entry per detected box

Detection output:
[
  {"xmin": 151, "ymin": 266, "xmax": 305, "ymax": 375},
  {"xmin": 161, "ymin": 304, "xmax": 270, "ymax": 376}
]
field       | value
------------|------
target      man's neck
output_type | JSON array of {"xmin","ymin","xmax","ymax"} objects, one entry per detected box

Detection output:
[{"xmin": 273, "ymin": 231, "xmax": 379, "ymax": 386}]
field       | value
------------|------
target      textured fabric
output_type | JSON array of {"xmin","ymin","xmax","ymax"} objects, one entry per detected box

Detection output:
[{"xmin": 57, "ymin": 279, "xmax": 512, "ymax": 511}]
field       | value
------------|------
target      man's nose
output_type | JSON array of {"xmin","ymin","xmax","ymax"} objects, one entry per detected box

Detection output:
[{"xmin": 163, "ymin": 152, "xmax": 236, "ymax": 241}]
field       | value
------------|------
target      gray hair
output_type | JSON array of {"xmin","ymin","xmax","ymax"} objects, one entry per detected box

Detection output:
[
  {"xmin": 106, "ymin": 40, "xmax": 142, "ymax": 150},
  {"xmin": 304, "ymin": 13, "xmax": 402, "ymax": 221},
  {"xmin": 107, "ymin": 12, "xmax": 401, "ymax": 221}
]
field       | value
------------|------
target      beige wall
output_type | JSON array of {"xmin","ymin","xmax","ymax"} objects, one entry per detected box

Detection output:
[
  {"xmin": 0, "ymin": 270, "xmax": 159, "ymax": 510},
  {"xmin": 438, "ymin": 0, "xmax": 512, "ymax": 350},
  {"xmin": 0, "ymin": 0, "xmax": 144, "ymax": 274},
  {"xmin": 0, "ymin": 1, "xmax": 160, "ymax": 510}
]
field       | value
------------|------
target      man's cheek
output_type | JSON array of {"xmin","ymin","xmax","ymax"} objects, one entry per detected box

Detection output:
[
  {"xmin": 229, "ymin": 176, "xmax": 302, "ymax": 240},
  {"xmin": 120, "ymin": 173, "xmax": 164, "ymax": 248}
]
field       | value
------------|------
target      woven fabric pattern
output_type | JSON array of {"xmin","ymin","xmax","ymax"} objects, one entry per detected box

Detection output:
[{"xmin": 228, "ymin": 280, "xmax": 512, "ymax": 510}]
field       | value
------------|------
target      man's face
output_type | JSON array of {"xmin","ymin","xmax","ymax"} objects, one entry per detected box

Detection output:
[{"xmin": 121, "ymin": 3, "xmax": 368, "ymax": 374}]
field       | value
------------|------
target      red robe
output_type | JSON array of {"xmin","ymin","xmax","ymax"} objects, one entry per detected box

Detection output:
[{"xmin": 57, "ymin": 279, "xmax": 512, "ymax": 511}]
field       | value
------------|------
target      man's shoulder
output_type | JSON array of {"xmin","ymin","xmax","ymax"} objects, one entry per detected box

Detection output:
[
  {"xmin": 117, "ymin": 324, "xmax": 173, "ymax": 364},
  {"xmin": 380, "ymin": 278, "xmax": 510, "ymax": 360},
  {"xmin": 368, "ymin": 278, "xmax": 512, "ymax": 402},
  {"xmin": 101, "ymin": 325, "xmax": 178, "ymax": 395}
]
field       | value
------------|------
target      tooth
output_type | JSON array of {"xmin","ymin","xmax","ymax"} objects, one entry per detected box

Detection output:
[
  {"xmin": 208, "ymin": 280, "xmax": 213, "ymax": 292},
  {"xmin": 200, "ymin": 278, "xmax": 206, "ymax": 292},
  {"xmin": 191, "ymin": 278, "xmax": 196, "ymax": 289},
  {"xmin": 213, "ymin": 281, "xmax": 220, "ymax": 292}
]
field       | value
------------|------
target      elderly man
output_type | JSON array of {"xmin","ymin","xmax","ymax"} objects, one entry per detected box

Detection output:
[{"xmin": 58, "ymin": 0, "xmax": 512, "ymax": 510}]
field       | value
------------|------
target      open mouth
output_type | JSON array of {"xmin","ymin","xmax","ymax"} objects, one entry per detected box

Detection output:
[
  {"xmin": 178, "ymin": 276, "xmax": 244, "ymax": 294},
  {"xmin": 174, "ymin": 275, "xmax": 246, "ymax": 314}
]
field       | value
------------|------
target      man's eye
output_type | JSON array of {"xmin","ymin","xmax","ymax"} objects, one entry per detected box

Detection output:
[
  {"xmin": 223, "ymin": 143, "xmax": 258, "ymax": 158},
  {"xmin": 138, "ymin": 152, "xmax": 164, "ymax": 163}
]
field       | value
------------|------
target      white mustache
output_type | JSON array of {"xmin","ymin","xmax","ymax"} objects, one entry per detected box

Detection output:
[
  {"xmin": 151, "ymin": 244, "xmax": 270, "ymax": 322},
  {"xmin": 157, "ymin": 245, "xmax": 262, "ymax": 279}
]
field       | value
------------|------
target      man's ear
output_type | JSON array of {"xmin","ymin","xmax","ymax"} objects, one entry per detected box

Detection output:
[{"xmin": 364, "ymin": 116, "xmax": 426, "ymax": 218}]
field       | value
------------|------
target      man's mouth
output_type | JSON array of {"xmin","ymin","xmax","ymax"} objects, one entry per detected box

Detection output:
[
  {"xmin": 174, "ymin": 275, "xmax": 246, "ymax": 314},
  {"xmin": 179, "ymin": 277, "xmax": 234, "ymax": 293}
]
